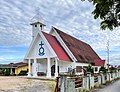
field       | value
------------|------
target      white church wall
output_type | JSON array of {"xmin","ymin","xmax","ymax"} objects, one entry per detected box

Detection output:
[
  {"xmin": 28, "ymin": 34, "xmax": 54, "ymax": 59},
  {"xmin": 37, "ymin": 61, "xmax": 47, "ymax": 72},
  {"xmin": 58, "ymin": 61, "xmax": 90, "ymax": 73},
  {"xmin": 93, "ymin": 66, "xmax": 100, "ymax": 73},
  {"xmin": 74, "ymin": 62, "xmax": 89, "ymax": 75},
  {"xmin": 38, "ymin": 59, "xmax": 54, "ymax": 72},
  {"xmin": 32, "ymin": 59, "xmax": 56, "ymax": 74},
  {"xmin": 75, "ymin": 62, "xmax": 89, "ymax": 67},
  {"xmin": 32, "ymin": 26, "xmax": 38, "ymax": 38},
  {"xmin": 58, "ymin": 61, "xmax": 74, "ymax": 73},
  {"xmin": 35, "ymin": 34, "xmax": 52, "ymax": 58},
  {"xmin": 27, "ymin": 46, "xmax": 34, "ymax": 58}
]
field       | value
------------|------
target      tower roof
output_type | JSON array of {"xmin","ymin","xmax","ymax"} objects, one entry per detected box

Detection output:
[{"xmin": 30, "ymin": 12, "xmax": 45, "ymax": 26}]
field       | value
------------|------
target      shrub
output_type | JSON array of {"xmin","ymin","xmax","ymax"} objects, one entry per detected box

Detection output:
[
  {"xmin": 86, "ymin": 65, "xmax": 94, "ymax": 74},
  {"xmin": 99, "ymin": 66, "xmax": 107, "ymax": 74},
  {"xmin": 18, "ymin": 70, "xmax": 28, "ymax": 75},
  {"xmin": 109, "ymin": 67, "xmax": 117, "ymax": 73},
  {"xmin": 0, "ymin": 69, "xmax": 3, "ymax": 74},
  {"xmin": 4, "ymin": 68, "xmax": 10, "ymax": 76}
]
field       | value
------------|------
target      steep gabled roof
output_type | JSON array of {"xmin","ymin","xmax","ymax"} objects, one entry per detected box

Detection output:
[
  {"xmin": 42, "ymin": 31, "xmax": 71, "ymax": 62},
  {"xmin": 53, "ymin": 27, "xmax": 101, "ymax": 64}
]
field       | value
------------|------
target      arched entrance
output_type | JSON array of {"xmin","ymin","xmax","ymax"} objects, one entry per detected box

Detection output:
[{"xmin": 51, "ymin": 65, "xmax": 59, "ymax": 76}]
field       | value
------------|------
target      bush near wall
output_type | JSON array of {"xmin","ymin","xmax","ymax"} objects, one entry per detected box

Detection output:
[
  {"xmin": 109, "ymin": 67, "xmax": 117, "ymax": 73},
  {"xmin": 86, "ymin": 65, "xmax": 94, "ymax": 74},
  {"xmin": 18, "ymin": 70, "xmax": 28, "ymax": 75},
  {"xmin": 99, "ymin": 66, "xmax": 107, "ymax": 73},
  {"xmin": 0, "ymin": 69, "xmax": 4, "ymax": 75},
  {"xmin": 4, "ymin": 68, "xmax": 10, "ymax": 76}
]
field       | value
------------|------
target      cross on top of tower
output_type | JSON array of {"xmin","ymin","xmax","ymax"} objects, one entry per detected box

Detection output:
[{"xmin": 31, "ymin": 8, "xmax": 45, "ymax": 25}]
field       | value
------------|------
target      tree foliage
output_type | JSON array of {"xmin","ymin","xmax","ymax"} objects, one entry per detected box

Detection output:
[
  {"xmin": 109, "ymin": 66, "xmax": 117, "ymax": 73},
  {"xmin": 99, "ymin": 65, "xmax": 107, "ymax": 73},
  {"xmin": 82, "ymin": 0, "xmax": 120, "ymax": 30},
  {"xmin": 86, "ymin": 64, "xmax": 94, "ymax": 74},
  {"xmin": 4, "ymin": 68, "xmax": 10, "ymax": 76},
  {"xmin": 18, "ymin": 70, "xmax": 28, "ymax": 75}
]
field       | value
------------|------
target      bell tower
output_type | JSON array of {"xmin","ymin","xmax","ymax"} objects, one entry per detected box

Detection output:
[{"xmin": 30, "ymin": 12, "xmax": 46, "ymax": 39}]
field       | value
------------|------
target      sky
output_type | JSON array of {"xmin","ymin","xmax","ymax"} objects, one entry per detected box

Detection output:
[{"xmin": 0, "ymin": 0, "xmax": 120, "ymax": 65}]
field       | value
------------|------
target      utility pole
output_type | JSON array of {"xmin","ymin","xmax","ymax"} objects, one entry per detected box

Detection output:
[
  {"xmin": 107, "ymin": 31, "xmax": 110, "ymax": 72},
  {"xmin": 107, "ymin": 40, "xmax": 110, "ymax": 71}
]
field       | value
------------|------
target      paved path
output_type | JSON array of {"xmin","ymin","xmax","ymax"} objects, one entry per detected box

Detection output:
[{"xmin": 95, "ymin": 80, "xmax": 120, "ymax": 92}]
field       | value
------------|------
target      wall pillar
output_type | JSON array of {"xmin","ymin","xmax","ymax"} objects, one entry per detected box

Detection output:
[
  {"xmin": 28, "ymin": 59, "xmax": 31, "ymax": 77},
  {"xmin": 33, "ymin": 58, "xmax": 37, "ymax": 77},
  {"xmin": 55, "ymin": 58, "xmax": 58, "ymax": 77},
  {"xmin": 47, "ymin": 57, "xmax": 51, "ymax": 78}
]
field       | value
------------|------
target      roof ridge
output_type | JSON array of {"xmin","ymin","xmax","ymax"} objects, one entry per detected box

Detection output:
[
  {"xmin": 42, "ymin": 31, "xmax": 55, "ymax": 37},
  {"xmin": 52, "ymin": 26, "xmax": 89, "ymax": 46}
]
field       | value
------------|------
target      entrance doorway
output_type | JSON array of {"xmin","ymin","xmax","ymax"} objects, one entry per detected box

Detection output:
[
  {"xmin": 12, "ymin": 68, "xmax": 15, "ymax": 74},
  {"xmin": 51, "ymin": 65, "xmax": 59, "ymax": 76}
]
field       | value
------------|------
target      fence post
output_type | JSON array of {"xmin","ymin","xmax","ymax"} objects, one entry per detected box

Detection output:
[
  {"xmin": 98, "ymin": 75, "xmax": 101, "ymax": 84},
  {"xmin": 59, "ymin": 74, "xmax": 68, "ymax": 92},
  {"xmin": 113, "ymin": 73, "xmax": 115, "ymax": 80},
  {"xmin": 89, "ymin": 76, "xmax": 94, "ymax": 89},
  {"xmin": 117, "ymin": 71, "xmax": 119, "ymax": 78},
  {"xmin": 82, "ymin": 76, "xmax": 89, "ymax": 90},
  {"xmin": 106, "ymin": 73, "xmax": 110, "ymax": 81},
  {"xmin": 54, "ymin": 77, "xmax": 60, "ymax": 92},
  {"xmin": 110, "ymin": 73, "xmax": 112, "ymax": 81},
  {"xmin": 66, "ymin": 79, "xmax": 75, "ymax": 92},
  {"xmin": 118, "ymin": 70, "xmax": 120, "ymax": 77},
  {"xmin": 100, "ymin": 73, "xmax": 105, "ymax": 84}
]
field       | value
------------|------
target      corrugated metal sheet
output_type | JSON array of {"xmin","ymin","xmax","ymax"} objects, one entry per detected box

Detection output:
[{"xmin": 54, "ymin": 27, "xmax": 102, "ymax": 64}]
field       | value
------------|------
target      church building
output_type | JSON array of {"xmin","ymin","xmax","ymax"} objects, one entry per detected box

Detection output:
[{"xmin": 24, "ymin": 14, "xmax": 105, "ymax": 78}]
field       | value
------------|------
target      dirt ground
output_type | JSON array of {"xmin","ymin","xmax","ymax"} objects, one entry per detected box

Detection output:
[{"xmin": 0, "ymin": 76, "xmax": 56, "ymax": 92}]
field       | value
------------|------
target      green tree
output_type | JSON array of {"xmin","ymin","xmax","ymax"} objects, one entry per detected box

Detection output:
[
  {"xmin": 86, "ymin": 64, "xmax": 94, "ymax": 74},
  {"xmin": 18, "ymin": 70, "xmax": 28, "ymax": 76},
  {"xmin": 4, "ymin": 68, "xmax": 10, "ymax": 76},
  {"xmin": 82, "ymin": 0, "xmax": 120, "ymax": 30},
  {"xmin": 99, "ymin": 66, "xmax": 107, "ymax": 73},
  {"xmin": 109, "ymin": 66, "xmax": 117, "ymax": 73}
]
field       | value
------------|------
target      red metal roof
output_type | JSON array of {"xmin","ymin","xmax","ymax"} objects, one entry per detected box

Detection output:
[
  {"xmin": 42, "ymin": 31, "xmax": 71, "ymax": 62},
  {"xmin": 94, "ymin": 60, "xmax": 105, "ymax": 66},
  {"xmin": 10, "ymin": 62, "xmax": 28, "ymax": 67},
  {"xmin": 53, "ymin": 27, "xmax": 101, "ymax": 64},
  {"xmin": 0, "ymin": 62, "xmax": 27, "ymax": 68},
  {"xmin": 117, "ymin": 66, "xmax": 120, "ymax": 69}
]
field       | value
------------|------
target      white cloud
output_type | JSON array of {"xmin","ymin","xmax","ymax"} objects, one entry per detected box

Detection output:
[
  {"xmin": 0, "ymin": 0, "xmax": 119, "ymax": 65},
  {"xmin": 0, "ymin": 49, "xmax": 17, "ymax": 52},
  {"xmin": 0, "ymin": 55, "xmax": 23, "ymax": 64}
]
